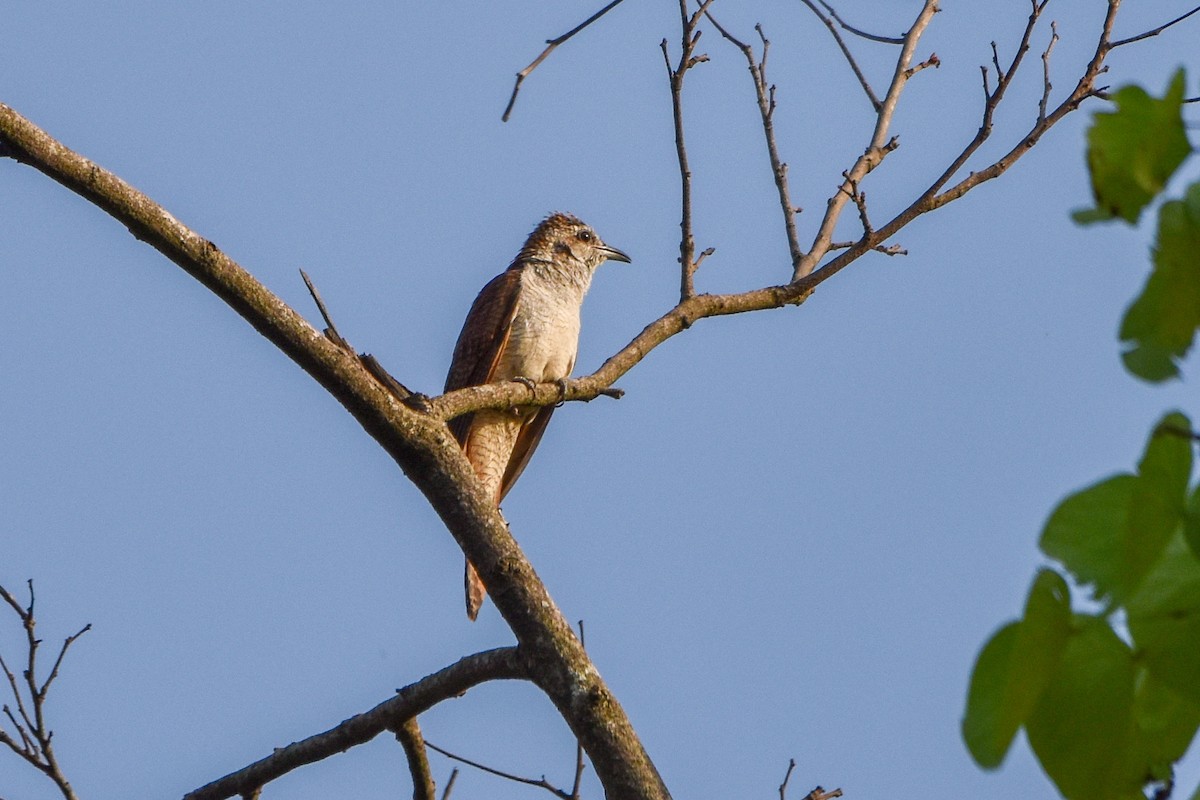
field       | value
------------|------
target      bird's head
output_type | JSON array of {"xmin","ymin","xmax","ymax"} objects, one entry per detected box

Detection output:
[{"xmin": 517, "ymin": 212, "xmax": 631, "ymax": 272}]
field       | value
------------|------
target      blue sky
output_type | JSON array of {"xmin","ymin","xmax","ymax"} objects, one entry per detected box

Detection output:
[{"xmin": 2, "ymin": 2, "xmax": 1198, "ymax": 799}]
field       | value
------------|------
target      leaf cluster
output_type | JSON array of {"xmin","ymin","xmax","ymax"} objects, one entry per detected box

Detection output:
[
  {"xmin": 1076, "ymin": 70, "xmax": 1200, "ymax": 382},
  {"xmin": 965, "ymin": 70, "xmax": 1200, "ymax": 800},
  {"xmin": 965, "ymin": 411, "xmax": 1200, "ymax": 799}
]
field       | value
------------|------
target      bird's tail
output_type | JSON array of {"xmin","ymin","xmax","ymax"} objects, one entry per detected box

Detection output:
[{"xmin": 465, "ymin": 559, "xmax": 486, "ymax": 621}]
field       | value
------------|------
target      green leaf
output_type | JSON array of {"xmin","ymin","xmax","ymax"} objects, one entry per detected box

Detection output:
[
  {"xmin": 1120, "ymin": 182, "xmax": 1200, "ymax": 382},
  {"xmin": 963, "ymin": 621, "xmax": 1022, "ymax": 768},
  {"xmin": 1127, "ymin": 668, "xmax": 1200, "ymax": 782},
  {"xmin": 1040, "ymin": 414, "xmax": 1192, "ymax": 602},
  {"xmin": 1125, "ymin": 412, "xmax": 1195, "ymax": 581},
  {"xmin": 1127, "ymin": 534, "xmax": 1200, "ymax": 704},
  {"xmin": 1185, "ymin": 484, "xmax": 1200, "ymax": 561},
  {"xmin": 962, "ymin": 570, "xmax": 1072, "ymax": 768},
  {"xmin": 1079, "ymin": 70, "xmax": 1190, "ymax": 225},
  {"xmin": 1138, "ymin": 413, "xmax": 1193, "ymax": 499},
  {"xmin": 1072, "ymin": 206, "xmax": 1116, "ymax": 225},
  {"xmin": 1041, "ymin": 475, "xmax": 1136, "ymax": 602},
  {"xmin": 1026, "ymin": 617, "xmax": 1139, "ymax": 799}
]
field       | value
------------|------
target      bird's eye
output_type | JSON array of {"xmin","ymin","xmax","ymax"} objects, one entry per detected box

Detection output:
[{"xmin": 577, "ymin": 229, "xmax": 593, "ymax": 242}]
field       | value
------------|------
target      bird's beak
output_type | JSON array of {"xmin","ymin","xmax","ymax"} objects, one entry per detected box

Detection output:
[{"xmin": 599, "ymin": 244, "xmax": 631, "ymax": 264}]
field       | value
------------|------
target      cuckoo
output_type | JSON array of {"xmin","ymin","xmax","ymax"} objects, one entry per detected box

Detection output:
[{"xmin": 445, "ymin": 212, "xmax": 630, "ymax": 620}]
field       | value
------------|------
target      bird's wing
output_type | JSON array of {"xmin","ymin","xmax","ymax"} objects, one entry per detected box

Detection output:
[
  {"xmin": 498, "ymin": 405, "xmax": 555, "ymax": 502},
  {"xmin": 445, "ymin": 268, "xmax": 522, "ymax": 445}
]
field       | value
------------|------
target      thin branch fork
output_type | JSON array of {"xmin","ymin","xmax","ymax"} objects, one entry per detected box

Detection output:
[
  {"xmin": 792, "ymin": 0, "xmax": 940, "ymax": 282},
  {"xmin": 926, "ymin": 0, "xmax": 1112, "ymax": 210},
  {"xmin": 800, "ymin": 0, "xmax": 1056, "ymax": 285},
  {"xmin": 920, "ymin": 0, "xmax": 1053, "ymax": 207},
  {"xmin": 792, "ymin": 0, "xmax": 1122, "ymax": 293},
  {"xmin": 705, "ymin": 14, "xmax": 804, "ymax": 273},
  {"xmin": 184, "ymin": 648, "xmax": 527, "ymax": 800},
  {"xmin": 0, "ymin": 581, "xmax": 88, "ymax": 800}
]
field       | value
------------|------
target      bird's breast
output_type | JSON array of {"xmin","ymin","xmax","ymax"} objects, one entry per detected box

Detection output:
[{"xmin": 497, "ymin": 272, "xmax": 586, "ymax": 382}]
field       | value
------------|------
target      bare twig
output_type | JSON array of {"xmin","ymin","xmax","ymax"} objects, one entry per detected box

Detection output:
[
  {"xmin": 396, "ymin": 718, "xmax": 438, "ymax": 800},
  {"xmin": 817, "ymin": 1, "xmax": 904, "ymax": 44},
  {"xmin": 705, "ymin": 14, "xmax": 804, "ymax": 273},
  {"xmin": 663, "ymin": 0, "xmax": 717, "ymax": 301},
  {"xmin": 184, "ymin": 648, "xmax": 527, "ymax": 800},
  {"xmin": 441, "ymin": 768, "xmax": 460, "ymax": 800},
  {"xmin": 802, "ymin": 788, "xmax": 844, "ymax": 800},
  {"xmin": 571, "ymin": 620, "xmax": 589, "ymax": 799},
  {"xmin": 776, "ymin": 759, "xmax": 843, "ymax": 800},
  {"xmin": 571, "ymin": 732, "xmax": 587, "ymax": 799},
  {"xmin": 300, "ymin": 269, "xmax": 416, "ymax": 401},
  {"xmin": 425, "ymin": 740, "xmax": 574, "ymax": 800},
  {"xmin": 300, "ymin": 268, "xmax": 350, "ymax": 350},
  {"xmin": 991, "ymin": 40, "xmax": 1005, "ymax": 83},
  {"xmin": 798, "ymin": 0, "xmax": 881, "ymax": 110},
  {"xmin": 502, "ymin": 0, "xmax": 629, "ymax": 121},
  {"xmin": 903, "ymin": 52, "xmax": 940, "ymax": 78},
  {"xmin": 1039, "ymin": 20, "xmax": 1060, "ymax": 124},
  {"xmin": 841, "ymin": 175, "xmax": 873, "ymax": 235},
  {"xmin": 0, "ymin": 581, "xmax": 87, "ymax": 800},
  {"xmin": 779, "ymin": 759, "xmax": 797, "ymax": 800},
  {"xmin": 1111, "ymin": 4, "xmax": 1200, "ymax": 48}
]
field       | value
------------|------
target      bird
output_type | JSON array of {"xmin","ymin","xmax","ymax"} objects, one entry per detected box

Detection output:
[{"xmin": 444, "ymin": 212, "xmax": 631, "ymax": 620}]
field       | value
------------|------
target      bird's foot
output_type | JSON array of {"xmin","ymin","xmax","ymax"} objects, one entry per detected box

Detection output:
[
  {"xmin": 511, "ymin": 376, "xmax": 538, "ymax": 400},
  {"xmin": 555, "ymin": 378, "xmax": 570, "ymax": 407}
]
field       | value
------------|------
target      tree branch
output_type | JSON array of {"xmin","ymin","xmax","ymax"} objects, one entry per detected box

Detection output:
[
  {"xmin": 502, "ymin": 0, "xmax": 629, "ymax": 121},
  {"xmin": 397, "ymin": 718, "xmax": 438, "ymax": 800},
  {"xmin": 0, "ymin": 4, "xmax": 1172, "ymax": 795},
  {"xmin": 0, "ymin": 101, "xmax": 671, "ymax": 800},
  {"xmin": 1110, "ymin": 4, "xmax": 1200, "ymax": 48},
  {"xmin": 184, "ymin": 648, "xmax": 527, "ymax": 800}
]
